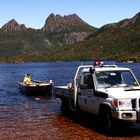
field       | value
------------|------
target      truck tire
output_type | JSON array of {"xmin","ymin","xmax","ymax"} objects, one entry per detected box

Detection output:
[
  {"xmin": 99, "ymin": 106, "xmax": 113, "ymax": 133},
  {"xmin": 61, "ymin": 98, "xmax": 70, "ymax": 115},
  {"xmin": 61, "ymin": 97, "xmax": 75, "ymax": 116},
  {"xmin": 103, "ymin": 111, "xmax": 112, "ymax": 131}
]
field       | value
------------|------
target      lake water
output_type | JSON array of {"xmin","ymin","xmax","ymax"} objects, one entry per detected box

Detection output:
[{"xmin": 0, "ymin": 61, "xmax": 140, "ymax": 140}]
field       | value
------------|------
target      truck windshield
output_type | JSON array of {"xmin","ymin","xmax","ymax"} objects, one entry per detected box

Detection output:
[{"xmin": 95, "ymin": 70, "xmax": 139, "ymax": 88}]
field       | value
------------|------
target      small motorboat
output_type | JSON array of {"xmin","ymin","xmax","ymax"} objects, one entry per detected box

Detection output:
[{"xmin": 18, "ymin": 80, "xmax": 53, "ymax": 96}]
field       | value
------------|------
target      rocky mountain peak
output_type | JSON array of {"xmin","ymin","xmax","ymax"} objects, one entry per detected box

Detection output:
[
  {"xmin": 42, "ymin": 13, "xmax": 89, "ymax": 32},
  {"xmin": 1, "ymin": 19, "xmax": 27, "ymax": 32}
]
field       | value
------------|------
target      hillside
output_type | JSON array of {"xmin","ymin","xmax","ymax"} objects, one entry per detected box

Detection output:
[
  {"xmin": 0, "ymin": 12, "xmax": 140, "ymax": 62},
  {"xmin": 83, "ymin": 12, "xmax": 140, "ymax": 61}
]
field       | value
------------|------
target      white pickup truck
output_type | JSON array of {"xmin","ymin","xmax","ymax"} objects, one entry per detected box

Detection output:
[{"xmin": 54, "ymin": 61, "xmax": 140, "ymax": 131}]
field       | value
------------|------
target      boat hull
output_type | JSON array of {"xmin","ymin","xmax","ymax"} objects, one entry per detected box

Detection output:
[{"xmin": 18, "ymin": 82, "xmax": 52, "ymax": 96}]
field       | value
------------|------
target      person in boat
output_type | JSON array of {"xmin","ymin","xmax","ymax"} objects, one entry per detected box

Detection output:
[{"xmin": 23, "ymin": 73, "xmax": 32, "ymax": 85}]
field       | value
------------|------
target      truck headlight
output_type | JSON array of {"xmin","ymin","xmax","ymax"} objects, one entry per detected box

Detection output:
[
  {"xmin": 119, "ymin": 99, "xmax": 132, "ymax": 109},
  {"xmin": 112, "ymin": 99, "xmax": 132, "ymax": 109}
]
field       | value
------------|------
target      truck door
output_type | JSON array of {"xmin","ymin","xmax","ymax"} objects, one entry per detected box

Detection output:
[{"xmin": 78, "ymin": 72, "xmax": 97, "ymax": 113}]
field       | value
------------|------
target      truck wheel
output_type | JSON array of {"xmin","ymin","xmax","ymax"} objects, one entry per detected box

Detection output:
[
  {"xmin": 61, "ymin": 98, "xmax": 68, "ymax": 114},
  {"xmin": 61, "ymin": 98, "xmax": 71, "ymax": 115},
  {"xmin": 103, "ymin": 112, "xmax": 112, "ymax": 131},
  {"xmin": 99, "ymin": 107, "xmax": 113, "ymax": 133}
]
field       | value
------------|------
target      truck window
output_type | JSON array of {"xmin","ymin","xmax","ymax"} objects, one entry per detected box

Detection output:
[
  {"xmin": 121, "ymin": 71, "xmax": 138, "ymax": 86},
  {"xmin": 95, "ymin": 71, "xmax": 117, "ymax": 87},
  {"xmin": 83, "ymin": 73, "xmax": 93, "ymax": 89},
  {"xmin": 96, "ymin": 70, "xmax": 138, "ymax": 88},
  {"xmin": 107, "ymin": 72, "xmax": 122, "ymax": 85}
]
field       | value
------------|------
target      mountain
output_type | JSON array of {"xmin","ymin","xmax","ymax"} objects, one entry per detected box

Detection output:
[
  {"xmin": 0, "ymin": 12, "xmax": 140, "ymax": 62},
  {"xmin": 41, "ymin": 13, "xmax": 97, "ymax": 46},
  {"xmin": 42, "ymin": 13, "xmax": 96, "ymax": 32},
  {"xmin": 1, "ymin": 19, "xmax": 27, "ymax": 32},
  {"xmin": 0, "ymin": 13, "xmax": 97, "ymax": 62}
]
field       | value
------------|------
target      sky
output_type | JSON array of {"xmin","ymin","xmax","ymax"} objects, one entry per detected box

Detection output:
[{"xmin": 0, "ymin": 0, "xmax": 140, "ymax": 29}]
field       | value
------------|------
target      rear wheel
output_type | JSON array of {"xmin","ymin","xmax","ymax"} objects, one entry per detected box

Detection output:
[{"xmin": 61, "ymin": 98, "xmax": 70, "ymax": 114}]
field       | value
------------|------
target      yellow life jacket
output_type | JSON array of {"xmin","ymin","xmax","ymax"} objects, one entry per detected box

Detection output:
[{"xmin": 24, "ymin": 76, "xmax": 31, "ymax": 85}]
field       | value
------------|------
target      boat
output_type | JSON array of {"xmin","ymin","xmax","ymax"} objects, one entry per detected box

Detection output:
[{"xmin": 18, "ymin": 80, "xmax": 53, "ymax": 96}]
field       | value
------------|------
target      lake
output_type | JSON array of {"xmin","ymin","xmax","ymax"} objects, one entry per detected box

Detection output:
[{"xmin": 0, "ymin": 61, "xmax": 140, "ymax": 140}]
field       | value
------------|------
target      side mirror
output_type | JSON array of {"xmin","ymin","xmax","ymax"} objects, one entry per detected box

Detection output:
[{"xmin": 80, "ymin": 84, "xmax": 88, "ymax": 89}]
